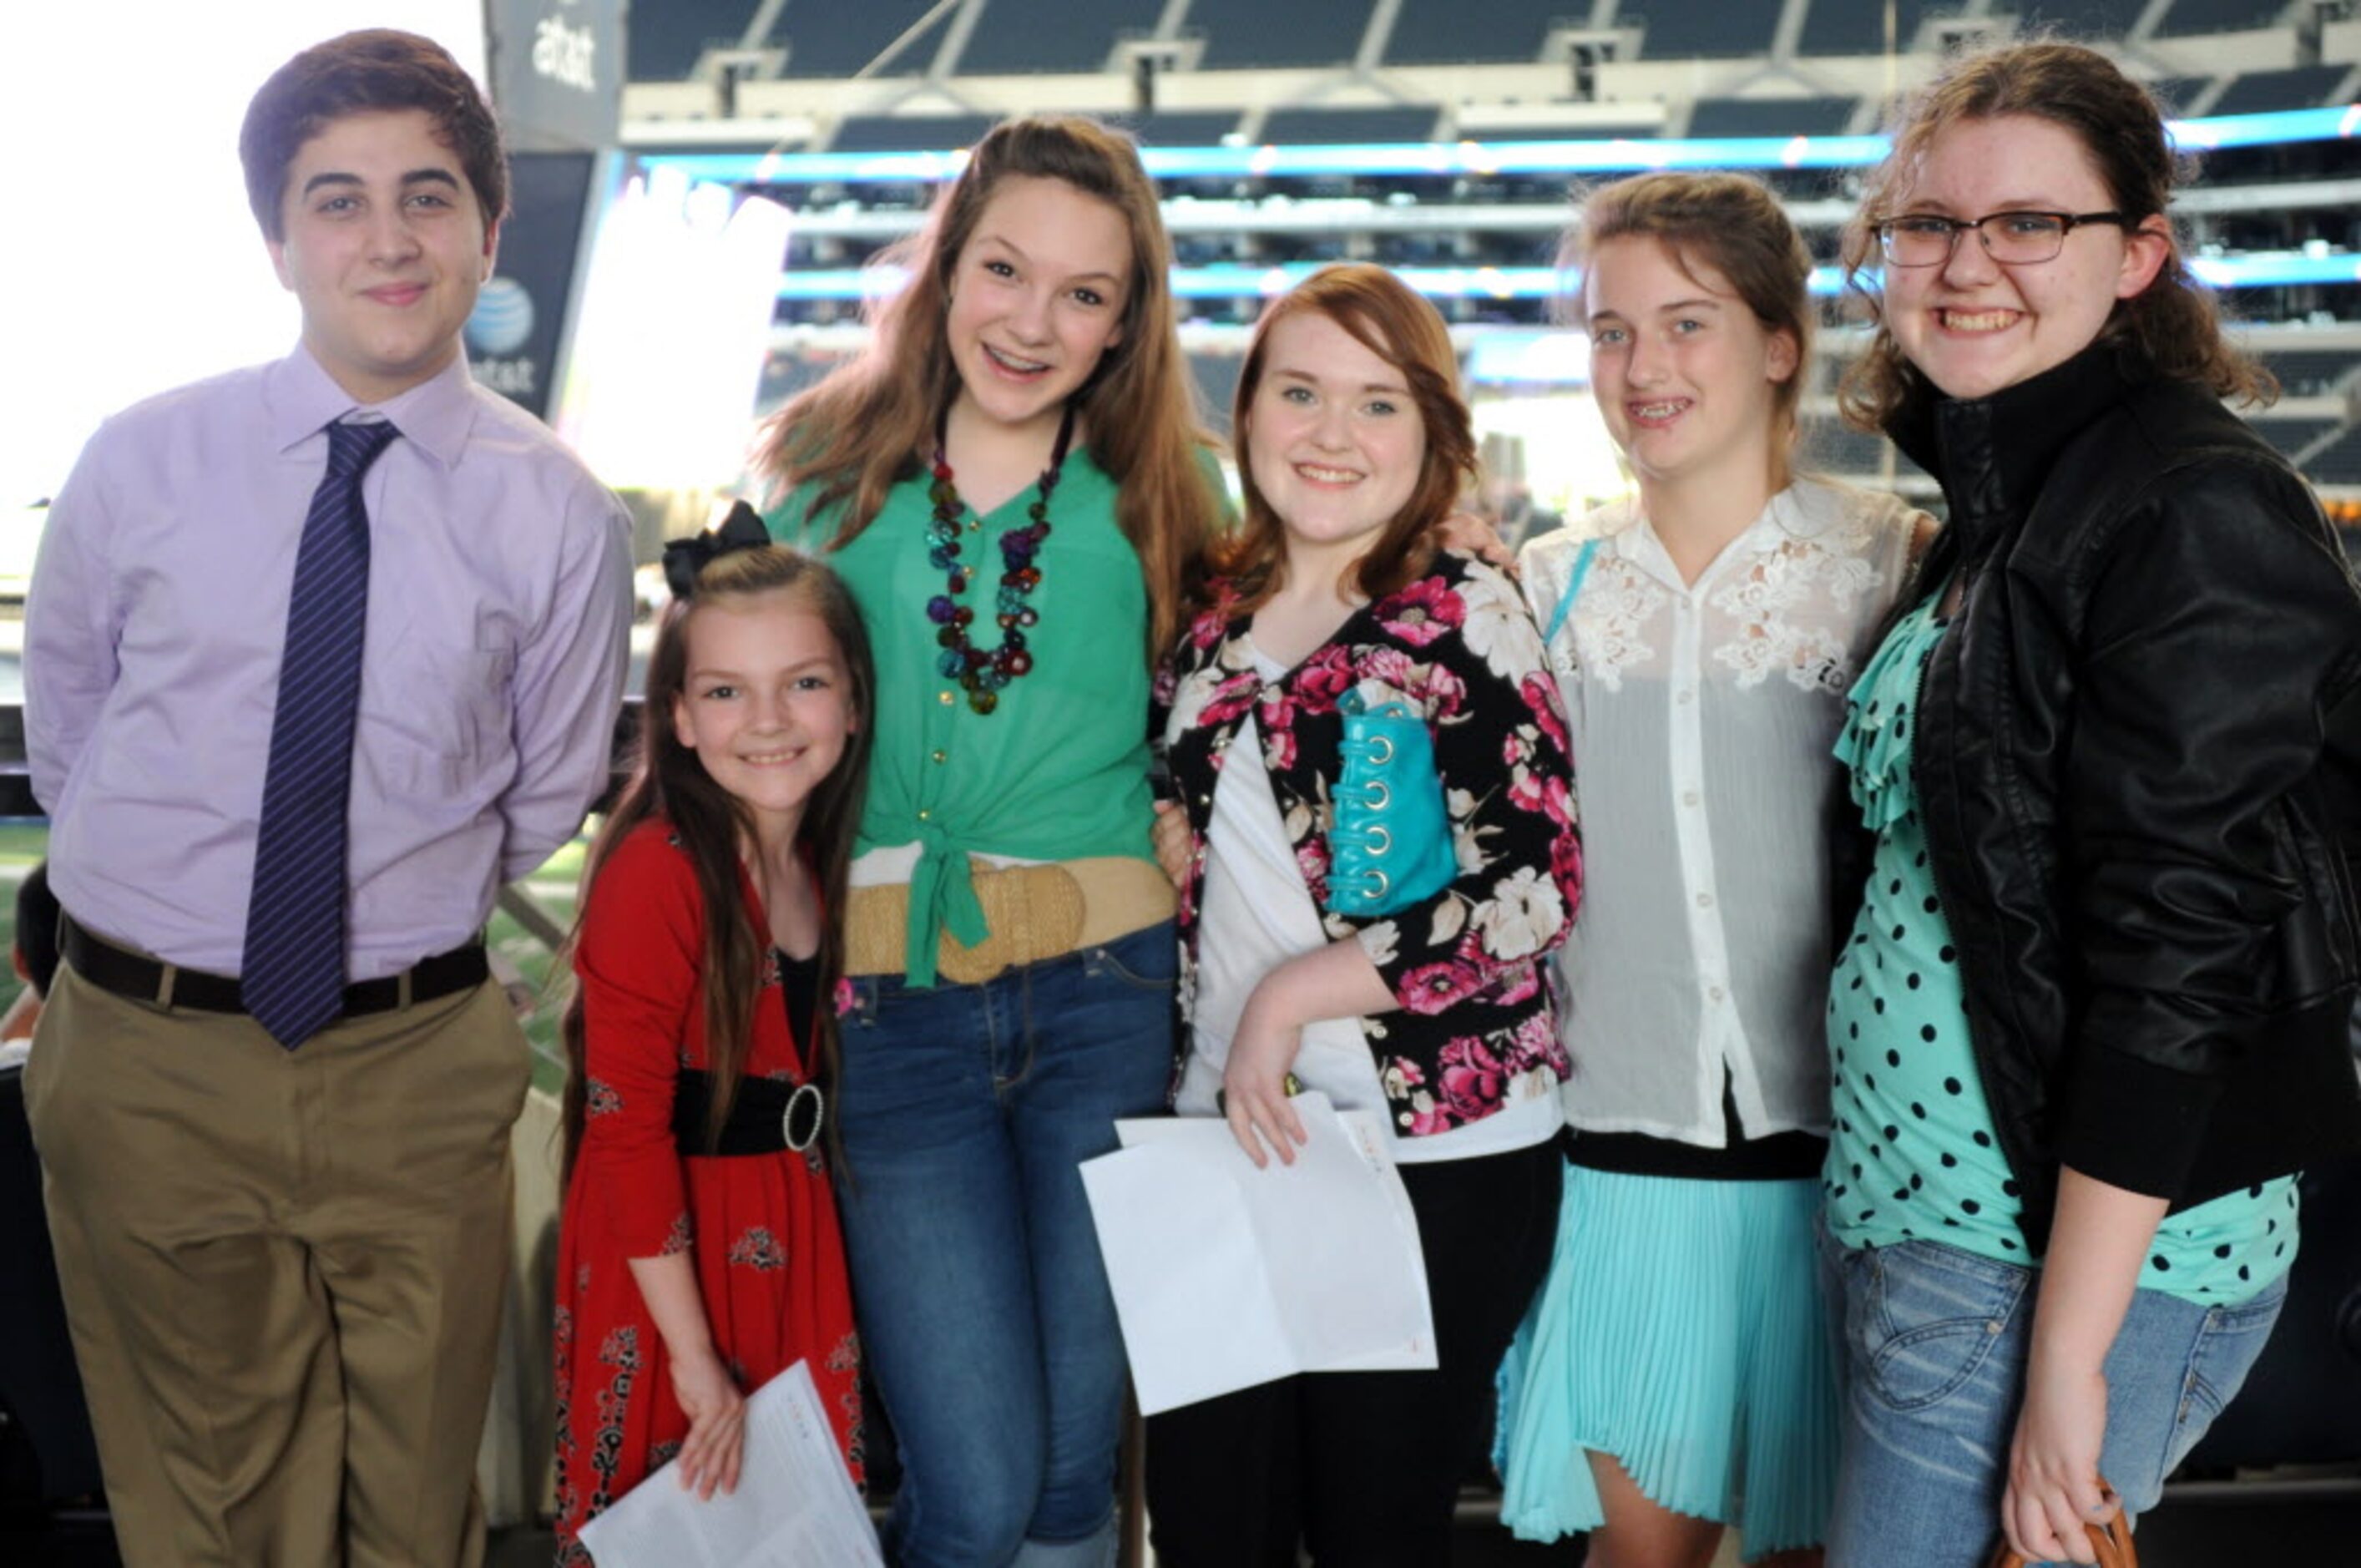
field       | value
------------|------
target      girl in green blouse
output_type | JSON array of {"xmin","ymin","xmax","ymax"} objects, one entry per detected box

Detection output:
[{"xmin": 754, "ymin": 117, "xmax": 1225, "ymax": 1567}]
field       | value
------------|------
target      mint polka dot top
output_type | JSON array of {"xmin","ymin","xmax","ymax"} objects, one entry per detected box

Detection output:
[{"xmin": 1823, "ymin": 589, "xmax": 2298, "ymax": 1306}]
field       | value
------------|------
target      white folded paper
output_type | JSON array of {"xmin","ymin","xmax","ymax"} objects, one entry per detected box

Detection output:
[
  {"xmin": 1080, "ymin": 1092, "xmax": 1435, "ymax": 1416},
  {"xmin": 575, "ymin": 1359, "xmax": 882, "ymax": 1567}
]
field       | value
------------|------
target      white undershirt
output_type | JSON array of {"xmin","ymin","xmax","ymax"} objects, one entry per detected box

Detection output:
[{"xmin": 1179, "ymin": 670, "xmax": 1560, "ymax": 1164}]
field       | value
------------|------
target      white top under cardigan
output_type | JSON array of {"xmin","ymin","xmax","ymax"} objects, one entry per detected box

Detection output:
[
  {"xmin": 1178, "ymin": 667, "xmax": 1562, "ymax": 1165},
  {"xmin": 1519, "ymin": 478, "xmax": 1923, "ymax": 1148}
]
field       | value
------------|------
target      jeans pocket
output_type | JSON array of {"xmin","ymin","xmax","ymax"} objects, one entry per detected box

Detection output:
[
  {"xmin": 1860, "ymin": 1240, "xmax": 2029, "ymax": 1413},
  {"xmin": 1082, "ymin": 923, "xmax": 1178, "ymax": 993},
  {"xmin": 2181, "ymin": 1272, "xmax": 2289, "ymax": 1429}
]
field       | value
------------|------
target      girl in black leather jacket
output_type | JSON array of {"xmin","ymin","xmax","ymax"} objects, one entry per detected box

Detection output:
[{"xmin": 1815, "ymin": 42, "xmax": 2361, "ymax": 1568}]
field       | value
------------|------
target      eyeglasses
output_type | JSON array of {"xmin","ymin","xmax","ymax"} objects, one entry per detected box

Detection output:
[{"xmin": 1874, "ymin": 210, "xmax": 2129, "ymax": 267}]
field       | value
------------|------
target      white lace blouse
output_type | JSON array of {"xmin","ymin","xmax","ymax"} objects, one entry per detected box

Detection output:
[{"xmin": 1519, "ymin": 478, "xmax": 1924, "ymax": 1148}]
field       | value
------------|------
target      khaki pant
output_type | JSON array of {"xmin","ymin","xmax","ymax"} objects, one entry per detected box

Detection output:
[{"xmin": 24, "ymin": 962, "xmax": 530, "ymax": 1568}]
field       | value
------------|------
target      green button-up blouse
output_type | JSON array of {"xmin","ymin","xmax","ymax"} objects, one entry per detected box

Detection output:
[{"xmin": 766, "ymin": 454, "xmax": 1158, "ymax": 985}]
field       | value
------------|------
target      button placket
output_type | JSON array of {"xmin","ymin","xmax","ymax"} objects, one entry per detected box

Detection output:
[{"xmin": 1665, "ymin": 577, "xmax": 1749, "ymax": 1102}]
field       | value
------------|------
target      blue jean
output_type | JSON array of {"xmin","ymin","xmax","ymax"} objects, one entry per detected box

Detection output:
[
  {"xmin": 1818, "ymin": 1227, "xmax": 2287, "ymax": 1568},
  {"xmin": 835, "ymin": 922, "xmax": 1177, "ymax": 1568}
]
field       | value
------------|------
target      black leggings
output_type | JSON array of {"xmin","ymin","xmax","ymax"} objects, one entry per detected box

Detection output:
[{"xmin": 1144, "ymin": 1136, "xmax": 1563, "ymax": 1567}]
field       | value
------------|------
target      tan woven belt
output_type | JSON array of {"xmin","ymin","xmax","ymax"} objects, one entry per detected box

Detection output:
[{"xmin": 845, "ymin": 856, "xmax": 1176, "ymax": 984}]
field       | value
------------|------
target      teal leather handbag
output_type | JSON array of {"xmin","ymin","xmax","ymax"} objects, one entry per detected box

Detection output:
[{"xmin": 1325, "ymin": 689, "xmax": 1459, "ymax": 918}]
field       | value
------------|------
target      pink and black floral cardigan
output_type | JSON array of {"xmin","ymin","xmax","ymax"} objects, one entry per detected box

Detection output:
[{"xmin": 1155, "ymin": 549, "xmax": 1585, "ymax": 1140}]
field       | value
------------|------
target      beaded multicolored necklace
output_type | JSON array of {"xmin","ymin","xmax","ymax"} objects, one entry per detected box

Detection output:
[{"xmin": 924, "ymin": 401, "xmax": 1076, "ymax": 715}]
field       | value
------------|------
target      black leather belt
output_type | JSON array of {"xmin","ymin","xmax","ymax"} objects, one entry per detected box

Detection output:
[
  {"xmin": 59, "ymin": 912, "xmax": 488, "ymax": 1018},
  {"xmin": 671, "ymin": 1068, "xmax": 826, "ymax": 1156}
]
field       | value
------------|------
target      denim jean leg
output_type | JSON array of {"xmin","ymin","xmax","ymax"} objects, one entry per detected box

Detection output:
[
  {"xmin": 1828, "ymin": 1235, "xmax": 2292, "ymax": 1568},
  {"xmin": 1006, "ymin": 923, "xmax": 1178, "ymax": 1565},
  {"xmin": 833, "ymin": 970, "xmax": 1047, "ymax": 1567},
  {"xmin": 2092, "ymin": 1272, "xmax": 2288, "ymax": 1519},
  {"xmin": 1825, "ymin": 1239, "xmax": 2032, "ymax": 1568}
]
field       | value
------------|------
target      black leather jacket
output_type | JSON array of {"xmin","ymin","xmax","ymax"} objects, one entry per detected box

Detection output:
[{"xmin": 1868, "ymin": 341, "xmax": 2361, "ymax": 1256}]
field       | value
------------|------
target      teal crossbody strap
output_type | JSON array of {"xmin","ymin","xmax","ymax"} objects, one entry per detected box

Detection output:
[{"xmin": 1541, "ymin": 537, "xmax": 1602, "ymax": 647}]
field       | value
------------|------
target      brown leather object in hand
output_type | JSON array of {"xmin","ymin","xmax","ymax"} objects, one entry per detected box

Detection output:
[{"xmin": 1988, "ymin": 1482, "xmax": 2137, "ymax": 1568}]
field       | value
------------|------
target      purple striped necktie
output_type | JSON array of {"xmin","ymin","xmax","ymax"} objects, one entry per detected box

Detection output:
[{"xmin": 241, "ymin": 417, "xmax": 399, "ymax": 1049}]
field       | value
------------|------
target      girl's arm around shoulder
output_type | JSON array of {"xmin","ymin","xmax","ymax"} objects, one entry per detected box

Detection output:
[
  {"xmin": 573, "ymin": 821, "xmax": 708, "ymax": 1257},
  {"xmin": 1156, "ymin": 575, "xmax": 1252, "ymax": 736},
  {"xmin": 1514, "ymin": 529, "xmax": 1576, "ymax": 634},
  {"xmin": 1514, "ymin": 498, "xmax": 1640, "ymax": 649},
  {"xmin": 1351, "ymin": 550, "xmax": 1582, "ymax": 1010}
]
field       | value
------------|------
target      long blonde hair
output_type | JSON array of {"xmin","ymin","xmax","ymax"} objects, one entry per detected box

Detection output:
[{"xmin": 754, "ymin": 114, "xmax": 1221, "ymax": 655}]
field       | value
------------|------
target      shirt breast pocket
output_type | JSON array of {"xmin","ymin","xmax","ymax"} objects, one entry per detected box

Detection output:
[{"xmin": 362, "ymin": 644, "xmax": 515, "ymax": 797}]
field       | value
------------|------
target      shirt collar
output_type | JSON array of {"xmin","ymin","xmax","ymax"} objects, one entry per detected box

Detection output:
[
  {"xmin": 1886, "ymin": 337, "xmax": 2136, "ymax": 529},
  {"xmin": 1599, "ymin": 479, "xmax": 1833, "ymax": 591},
  {"xmin": 263, "ymin": 342, "xmax": 481, "ymax": 469}
]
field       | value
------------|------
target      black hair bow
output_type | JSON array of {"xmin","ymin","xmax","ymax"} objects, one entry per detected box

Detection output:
[{"xmin": 661, "ymin": 501, "xmax": 772, "ymax": 600}]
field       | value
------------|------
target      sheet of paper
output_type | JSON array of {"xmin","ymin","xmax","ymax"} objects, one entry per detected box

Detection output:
[
  {"xmin": 575, "ymin": 1359, "xmax": 882, "ymax": 1567},
  {"xmin": 1297, "ymin": 1108, "xmax": 1434, "ymax": 1373},
  {"xmin": 1083, "ymin": 1093, "xmax": 1435, "ymax": 1415}
]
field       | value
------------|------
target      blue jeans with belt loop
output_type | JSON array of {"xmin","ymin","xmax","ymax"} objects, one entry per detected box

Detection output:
[
  {"xmin": 1818, "ymin": 1224, "xmax": 2287, "ymax": 1568},
  {"xmin": 834, "ymin": 921, "xmax": 1177, "ymax": 1568}
]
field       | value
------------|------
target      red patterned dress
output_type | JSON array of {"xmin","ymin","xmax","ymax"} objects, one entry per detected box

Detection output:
[{"xmin": 553, "ymin": 820, "xmax": 862, "ymax": 1564}]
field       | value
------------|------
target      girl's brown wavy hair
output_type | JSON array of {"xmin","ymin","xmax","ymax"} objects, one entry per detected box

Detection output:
[
  {"xmin": 1838, "ymin": 40, "xmax": 2273, "ymax": 432},
  {"xmin": 753, "ymin": 114, "xmax": 1221, "ymax": 656}
]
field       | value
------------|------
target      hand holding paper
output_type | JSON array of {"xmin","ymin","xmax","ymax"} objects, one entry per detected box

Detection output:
[
  {"xmin": 1081, "ymin": 1093, "xmax": 1435, "ymax": 1416},
  {"xmin": 574, "ymin": 1360, "xmax": 881, "ymax": 1567}
]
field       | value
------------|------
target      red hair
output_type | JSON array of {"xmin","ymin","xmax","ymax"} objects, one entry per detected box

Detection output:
[{"xmin": 1208, "ymin": 264, "xmax": 1475, "ymax": 612}]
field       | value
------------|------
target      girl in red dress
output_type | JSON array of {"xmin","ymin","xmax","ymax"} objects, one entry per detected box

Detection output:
[{"xmin": 552, "ymin": 522, "xmax": 874, "ymax": 1564}]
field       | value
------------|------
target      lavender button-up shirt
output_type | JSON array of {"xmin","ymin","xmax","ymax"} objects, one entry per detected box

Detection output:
[{"xmin": 27, "ymin": 345, "xmax": 633, "ymax": 980}]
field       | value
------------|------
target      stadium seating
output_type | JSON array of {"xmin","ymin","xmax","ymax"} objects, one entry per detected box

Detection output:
[
  {"xmin": 2308, "ymin": 427, "xmax": 2361, "ymax": 484},
  {"xmin": 777, "ymin": 3, "xmax": 942, "ymax": 78},
  {"xmin": 629, "ymin": 0, "xmax": 764, "ymax": 82},
  {"xmin": 2153, "ymin": 0, "xmax": 2296, "ymax": 36},
  {"xmin": 1686, "ymin": 96, "xmax": 1858, "ymax": 137},
  {"xmin": 1797, "ymin": 0, "xmax": 1943, "ymax": 58},
  {"xmin": 1187, "ymin": 0, "xmax": 1373, "ymax": 70},
  {"xmin": 830, "ymin": 113, "xmax": 1000, "ymax": 151},
  {"xmin": 2210, "ymin": 63, "xmax": 2357, "ymax": 114},
  {"xmin": 614, "ymin": 0, "xmax": 2361, "ymax": 498},
  {"xmin": 1384, "ymin": 0, "xmax": 1583, "ymax": 65},
  {"xmin": 2007, "ymin": 1, "xmax": 2154, "ymax": 42},
  {"xmin": 954, "ymin": 0, "xmax": 1164, "ymax": 76},
  {"xmin": 1627, "ymin": 0, "xmax": 1781, "ymax": 59},
  {"xmin": 2263, "ymin": 351, "xmax": 2361, "ymax": 397},
  {"xmin": 1116, "ymin": 111, "xmax": 1247, "ymax": 146},
  {"xmin": 1260, "ymin": 105, "xmax": 1446, "ymax": 144}
]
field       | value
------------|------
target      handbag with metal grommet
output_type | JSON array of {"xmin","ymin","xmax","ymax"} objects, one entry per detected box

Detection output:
[{"xmin": 1324, "ymin": 688, "xmax": 1458, "ymax": 918}]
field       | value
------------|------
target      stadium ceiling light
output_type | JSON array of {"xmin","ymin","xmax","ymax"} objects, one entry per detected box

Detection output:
[{"xmin": 649, "ymin": 106, "xmax": 2358, "ymax": 185}]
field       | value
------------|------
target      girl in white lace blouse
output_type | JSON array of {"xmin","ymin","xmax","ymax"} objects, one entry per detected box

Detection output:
[{"xmin": 1494, "ymin": 174, "xmax": 1931, "ymax": 1566}]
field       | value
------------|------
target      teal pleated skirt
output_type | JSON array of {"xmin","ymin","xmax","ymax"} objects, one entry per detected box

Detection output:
[{"xmin": 1493, "ymin": 1162, "xmax": 1840, "ymax": 1558}]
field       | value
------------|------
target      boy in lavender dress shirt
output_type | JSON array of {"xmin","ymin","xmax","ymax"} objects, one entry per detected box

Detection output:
[{"xmin": 20, "ymin": 31, "xmax": 630, "ymax": 1567}]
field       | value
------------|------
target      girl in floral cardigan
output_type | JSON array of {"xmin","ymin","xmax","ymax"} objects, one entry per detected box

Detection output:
[{"xmin": 1144, "ymin": 264, "xmax": 1582, "ymax": 1565}]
